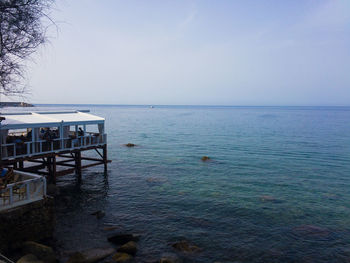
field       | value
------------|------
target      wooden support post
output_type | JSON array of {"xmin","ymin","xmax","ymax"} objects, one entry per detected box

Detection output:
[
  {"xmin": 47, "ymin": 157, "xmax": 53, "ymax": 184},
  {"xmin": 52, "ymin": 155, "xmax": 57, "ymax": 184},
  {"xmin": 103, "ymin": 145, "xmax": 108, "ymax": 172},
  {"xmin": 75, "ymin": 151, "xmax": 82, "ymax": 182}
]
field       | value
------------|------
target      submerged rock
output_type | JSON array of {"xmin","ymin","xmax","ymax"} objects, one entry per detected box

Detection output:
[
  {"xmin": 112, "ymin": 252, "xmax": 133, "ymax": 262},
  {"xmin": 66, "ymin": 247, "xmax": 115, "ymax": 263},
  {"xmin": 91, "ymin": 210, "xmax": 105, "ymax": 219},
  {"xmin": 22, "ymin": 241, "xmax": 56, "ymax": 263},
  {"xmin": 83, "ymin": 247, "xmax": 115, "ymax": 263},
  {"xmin": 293, "ymin": 225, "xmax": 330, "ymax": 238},
  {"xmin": 103, "ymin": 226, "xmax": 119, "ymax": 231},
  {"xmin": 159, "ymin": 253, "xmax": 182, "ymax": 263},
  {"xmin": 260, "ymin": 195, "xmax": 276, "ymax": 202},
  {"xmin": 107, "ymin": 233, "xmax": 140, "ymax": 245},
  {"xmin": 17, "ymin": 254, "xmax": 43, "ymax": 263},
  {"xmin": 65, "ymin": 252, "xmax": 85, "ymax": 263},
  {"xmin": 117, "ymin": 241, "xmax": 137, "ymax": 255},
  {"xmin": 125, "ymin": 143, "xmax": 136, "ymax": 147},
  {"xmin": 171, "ymin": 240, "xmax": 201, "ymax": 253},
  {"xmin": 201, "ymin": 156, "xmax": 210, "ymax": 161}
]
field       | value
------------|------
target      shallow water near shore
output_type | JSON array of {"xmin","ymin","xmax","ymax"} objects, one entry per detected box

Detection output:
[{"xmin": 8, "ymin": 105, "xmax": 350, "ymax": 262}]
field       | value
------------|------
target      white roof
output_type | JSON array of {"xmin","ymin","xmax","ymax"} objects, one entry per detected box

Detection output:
[{"xmin": 0, "ymin": 110, "xmax": 104, "ymax": 129}]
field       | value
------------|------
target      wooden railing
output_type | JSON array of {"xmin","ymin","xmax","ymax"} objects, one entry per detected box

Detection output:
[
  {"xmin": 0, "ymin": 171, "xmax": 46, "ymax": 212},
  {"xmin": 1, "ymin": 133, "xmax": 107, "ymax": 160}
]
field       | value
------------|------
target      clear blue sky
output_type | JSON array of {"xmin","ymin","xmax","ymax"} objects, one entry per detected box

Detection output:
[{"xmin": 27, "ymin": 0, "xmax": 350, "ymax": 106}]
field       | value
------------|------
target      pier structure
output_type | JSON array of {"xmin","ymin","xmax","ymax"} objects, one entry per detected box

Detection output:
[{"xmin": 0, "ymin": 110, "xmax": 110, "ymax": 184}]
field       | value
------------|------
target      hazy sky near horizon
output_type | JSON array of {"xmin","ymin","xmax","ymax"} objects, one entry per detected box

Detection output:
[{"xmin": 25, "ymin": 0, "xmax": 350, "ymax": 105}]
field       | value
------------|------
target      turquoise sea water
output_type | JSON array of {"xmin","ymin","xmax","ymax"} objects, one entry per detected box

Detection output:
[{"xmin": 9, "ymin": 105, "xmax": 350, "ymax": 262}]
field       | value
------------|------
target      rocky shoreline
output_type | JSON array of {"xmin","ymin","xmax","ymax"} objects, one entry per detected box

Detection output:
[
  {"xmin": 12, "ymin": 227, "xmax": 201, "ymax": 263},
  {"xmin": 7, "ymin": 183, "xmax": 202, "ymax": 263}
]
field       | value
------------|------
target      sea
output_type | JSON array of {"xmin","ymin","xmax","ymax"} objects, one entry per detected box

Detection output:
[{"xmin": 3, "ymin": 105, "xmax": 350, "ymax": 262}]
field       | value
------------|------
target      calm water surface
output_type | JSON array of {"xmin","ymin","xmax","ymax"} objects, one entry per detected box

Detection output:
[{"xmin": 9, "ymin": 105, "xmax": 350, "ymax": 262}]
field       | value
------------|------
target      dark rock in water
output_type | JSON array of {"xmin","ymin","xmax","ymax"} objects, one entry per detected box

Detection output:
[
  {"xmin": 17, "ymin": 254, "xmax": 43, "ymax": 263},
  {"xmin": 201, "ymin": 156, "xmax": 210, "ymax": 161},
  {"xmin": 117, "ymin": 241, "xmax": 137, "ymax": 255},
  {"xmin": 22, "ymin": 241, "xmax": 56, "ymax": 263},
  {"xmin": 125, "ymin": 143, "xmax": 136, "ymax": 147},
  {"xmin": 293, "ymin": 225, "xmax": 330, "ymax": 237},
  {"xmin": 160, "ymin": 253, "xmax": 182, "ymax": 263},
  {"xmin": 107, "ymin": 233, "xmax": 140, "ymax": 245},
  {"xmin": 112, "ymin": 252, "xmax": 133, "ymax": 262},
  {"xmin": 91, "ymin": 210, "xmax": 105, "ymax": 219},
  {"xmin": 171, "ymin": 240, "xmax": 201, "ymax": 253}
]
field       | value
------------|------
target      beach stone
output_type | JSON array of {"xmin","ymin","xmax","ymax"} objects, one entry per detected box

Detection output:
[
  {"xmin": 107, "ymin": 233, "xmax": 140, "ymax": 245},
  {"xmin": 201, "ymin": 156, "xmax": 210, "ymax": 161},
  {"xmin": 17, "ymin": 254, "xmax": 43, "ymax": 263},
  {"xmin": 171, "ymin": 240, "xmax": 201, "ymax": 253},
  {"xmin": 117, "ymin": 241, "xmax": 137, "ymax": 255},
  {"xmin": 159, "ymin": 253, "xmax": 182, "ymax": 263},
  {"xmin": 125, "ymin": 143, "xmax": 136, "ymax": 147},
  {"xmin": 22, "ymin": 241, "xmax": 56, "ymax": 263},
  {"xmin": 112, "ymin": 252, "xmax": 133, "ymax": 262}
]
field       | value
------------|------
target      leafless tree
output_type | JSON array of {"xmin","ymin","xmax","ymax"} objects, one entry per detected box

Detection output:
[{"xmin": 0, "ymin": 0, "xmax": 54, "ymax": 97}]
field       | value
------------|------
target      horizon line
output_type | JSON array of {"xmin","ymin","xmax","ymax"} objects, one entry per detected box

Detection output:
[{"xmin": 31, "ymin": 103, "xmax": 350, "ymax": 108}]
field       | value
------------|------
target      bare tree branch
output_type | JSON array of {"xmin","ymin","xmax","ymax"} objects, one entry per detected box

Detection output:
[{"xmin": 0, "ymin": 0, "xmax": 54, "ymax": 97}]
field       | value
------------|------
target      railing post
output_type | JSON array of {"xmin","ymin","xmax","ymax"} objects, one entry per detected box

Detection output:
[
  {"xmin": 32, "ymin": 128, "xmax": 35, "ymax": 154},
  {"xmin": 13, "ymin": 144, "xmax": 16, "ymax": 158}
]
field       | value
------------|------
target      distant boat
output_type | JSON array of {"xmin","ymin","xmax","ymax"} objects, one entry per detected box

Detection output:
[{"xmin": 150, "ymin": 106, "xmax": 154, "ymax": 108}]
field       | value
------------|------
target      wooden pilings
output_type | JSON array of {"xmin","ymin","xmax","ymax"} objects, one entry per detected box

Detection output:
[
  {"xmin": 75, "ymin": 151, "xmax": 82, "ymax": 182},
  {"xmin": 4, "ymin": 146, "xmax": 111, "ymax": 184},
  {"xmin": 103, "ymin": 145, "xmax": 108, "ymax": 172}
]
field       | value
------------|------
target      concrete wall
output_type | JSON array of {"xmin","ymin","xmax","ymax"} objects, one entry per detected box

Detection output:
[{"xmin": 0, "ymin": 197, "xmax": 54, "ymax": 253}]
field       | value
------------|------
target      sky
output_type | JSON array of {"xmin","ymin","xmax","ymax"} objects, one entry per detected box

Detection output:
[{"xmin": 23, "ymin": 0, "xmax": 350, "ymax": 106}]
